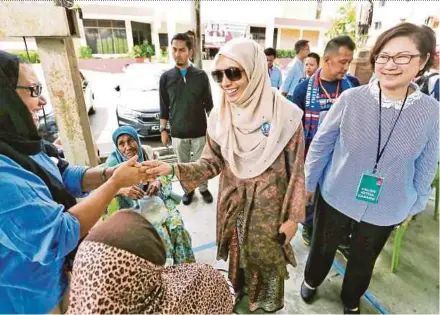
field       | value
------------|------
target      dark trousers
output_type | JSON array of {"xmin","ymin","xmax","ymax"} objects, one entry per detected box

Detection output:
[
  {"xmin": 304, "ymin": 191, "xmax": 395, "ymax": 309},
  {"xmin": 302, "ymin": 189, "xmax": 320, "ymax": 229}
]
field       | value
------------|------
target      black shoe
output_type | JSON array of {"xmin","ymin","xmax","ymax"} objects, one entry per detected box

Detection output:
[
  {"xmin": 182, "ymin": 192, "xmax": 194, "ymax": 205},
  {"xmin": 301, "ymin": 227, "xmax": 312, "ymax": 246},
  {"xmin": 200, "ymin": 189, "xmax": 213, "ymax": 204},
  {"xmin": 337, "ymin": 243, "xmax": 351, "ymax": 261},
  {"xmin": 344, "ymin": 307, "xmax": 360, "ymax": 314},
  {"xmin": 300, "ymin": 281, "xmax": 316, "ymax": 304}
]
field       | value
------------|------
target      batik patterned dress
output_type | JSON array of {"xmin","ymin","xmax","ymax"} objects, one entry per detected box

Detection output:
[{"xmin": 175, "ymin": 128, "xmax": 305, "ymax": 312}]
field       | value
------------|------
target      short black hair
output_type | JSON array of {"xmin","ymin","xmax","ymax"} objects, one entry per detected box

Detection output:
[
  {"xmin": 294, "ymin": 40, "xmax": 309, "ymax": 54},
  {"xmin": 171, "ymin": 33, "xmax": 193, "ymax": 50},
  {"xmin": 324, "ymin": 36, "xmax": 356, "ymax": 55},
  {"xmin": 306, "ymin": 52, "xmax": 320, "ymax": 65},
  {"xmin": 370, "ymin": 23, "xmax": 436, "ymax": 76},
  {"xmin": 264, "ymin": 47, "xmax": 277, "ymax": 58}
]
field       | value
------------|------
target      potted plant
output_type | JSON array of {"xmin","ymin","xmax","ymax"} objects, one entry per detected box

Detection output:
[
  {"xmin": 132, "ymin": 45, "xmax": 144, "ymax": 63},
  {"xmin": 140, "ymin": 42, "xmax": 155, "ymax": 62}
]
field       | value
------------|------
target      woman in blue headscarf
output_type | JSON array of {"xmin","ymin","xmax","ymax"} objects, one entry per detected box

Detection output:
[{"xmin": 105, "ymin": 126, "xmax": 195, "ymax": 264}]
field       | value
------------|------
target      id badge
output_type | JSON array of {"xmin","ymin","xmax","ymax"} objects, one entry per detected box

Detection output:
[{"xmin": 355, "ymin": 173, "xmax": 384, "ymax": 204}]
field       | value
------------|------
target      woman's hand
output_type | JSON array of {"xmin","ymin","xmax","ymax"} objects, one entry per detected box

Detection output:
[
  {"xmin": 118, "ymin": 186, "xmax": 145, "ymax": 200},
  {"xmin": 279, "ymin": 220, "xmax": 298, "ymax": 245},
  {"xmin": 110, "ymin": 155, "xmax": 150, "ymax": 188},
  {"xmin": 146, "ymin": 180, "xmax": 161, "ymax": 196},
  {"xmin": 142, "ymin": 160, "xmax": 173, "ymax": 178}
]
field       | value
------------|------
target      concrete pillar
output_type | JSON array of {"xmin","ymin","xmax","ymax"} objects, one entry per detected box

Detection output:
[
  {"xmin": 35, "ymin": 38, "xmax": 99, "ymax": 166},
  {"xmin": 152, "ymin": 18, "xmax": 161, "ymax": 58},
  {"xmin": 265, "ymin": 22, "xmax": 275, "ymax": 48},
  {"xmin": 167, "ymin": 12, "xmax": 176, "ymax": 64},
  {"xmin": 276, "ymin": 28, "xmax": 282, "ymax": 49},
  {"xmin": 125, "ymin": 20, "xmax": 134, "ymax": 52},
  {"xmin": 317, "ymin": 30, "xmax": 326, "ymax": 54}
]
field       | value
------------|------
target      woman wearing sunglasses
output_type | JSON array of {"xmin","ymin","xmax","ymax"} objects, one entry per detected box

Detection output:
[
  {"xmin": 144, "ymin": 38, "xmax": 305, "ymax": 313},
  {"xmin": 0, "ymin": 51, "xmax": 152, "ymax": 314}
]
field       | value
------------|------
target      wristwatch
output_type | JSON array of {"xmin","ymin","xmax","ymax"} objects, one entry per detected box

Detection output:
[{"xmin": 160, "ymin": 126, "xmax": 167, "ymax": 133}]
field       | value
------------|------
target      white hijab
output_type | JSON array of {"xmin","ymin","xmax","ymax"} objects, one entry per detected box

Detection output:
[{"xmin": 207, "ymin": 39, "xmax": 303, "ymax": 179}]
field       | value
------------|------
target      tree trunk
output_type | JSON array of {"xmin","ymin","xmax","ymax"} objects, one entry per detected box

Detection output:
[{"xmin": 190, "ymin": 0, "xmax": 203, "ymax": 69}]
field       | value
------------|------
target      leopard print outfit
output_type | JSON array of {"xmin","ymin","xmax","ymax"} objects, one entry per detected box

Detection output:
[{"xmin": 67, "ymin": 241, "xmax": 234, "ymax": 314}]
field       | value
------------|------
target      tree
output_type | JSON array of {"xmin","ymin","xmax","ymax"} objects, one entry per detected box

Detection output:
[{"xmin": 326, "ymin": 1, "xmax": 358, "ymax": 45}]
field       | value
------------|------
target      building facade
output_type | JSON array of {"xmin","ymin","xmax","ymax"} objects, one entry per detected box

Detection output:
[{"xmin": 0, "ymin": 0, "xmax": 342, "ymax": 58}]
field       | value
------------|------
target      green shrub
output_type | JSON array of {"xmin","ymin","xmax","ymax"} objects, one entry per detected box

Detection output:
[
  {"xmin": 79, "ymin": 46, "xmax": 93, "ymax": 59},
  {"xmin": 160, "ymin": 48, "xmax": 168, "ymax": 58},
  {"xmin": 8, "ymin": 51, "xmax": 40, "ymax": 63},
  {"xmin": 132, "ymin": 43, "xmax": 155, "ymax": 58},
  {"xmin": 276, "ymin": 49, "xmax": 296, "ymax": 58}
]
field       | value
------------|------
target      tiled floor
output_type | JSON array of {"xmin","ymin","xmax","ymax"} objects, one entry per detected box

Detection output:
[{"xmin": 174, "ymin": 176, "xmax": 439, "ymax": 314}]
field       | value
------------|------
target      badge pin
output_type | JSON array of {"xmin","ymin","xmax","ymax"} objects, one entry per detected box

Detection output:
[{"xmin": 261, "ymin": 122, "xmax": 271, "ymax": 137}]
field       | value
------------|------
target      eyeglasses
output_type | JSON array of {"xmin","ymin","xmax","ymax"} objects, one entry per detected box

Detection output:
[
  {"xmin": 375, "ymin": 54, "xmax": 420, "ymax": 65},
  {"xmin": 16, "ymin": 84, "xmax": 43, "ymax": 98},
  {"xmin": 211, "ymin": 67, "xmax": 245, "ymax": 83}
]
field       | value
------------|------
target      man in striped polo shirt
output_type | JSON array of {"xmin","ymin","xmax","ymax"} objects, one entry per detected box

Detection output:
[{"xmin": 292, "ymin": 36, "xmax": 360, "ymax": 251}]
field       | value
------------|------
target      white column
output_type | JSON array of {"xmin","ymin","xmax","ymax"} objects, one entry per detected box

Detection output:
[
  {"xmin": 152, "ymin": 18, "xmax": 161, "ymax": 57},
  {"xmin": 276, "ymin": 28, "xmax": 282, "ymax": 49},
  {"xmin": 167, "ymin": 12, "xmax": 176, "ymax": 64},
  {"xmin": 299, "ymin": 28, "xmax": 304, "ymax": 40},
  {"xmin": 76, "ymin": 12, "xmax": 87, "ymax": 47},
  {"xmin": 317, "ymin": 30, "xmax": 326, "ymax": 54},
  {"xmin": 265, "ymin": 22, "xmax": 275, "ymax": 48},
  {"xmin": 125, "ymin": 20, "xmax": 134, "ymax": 52}
]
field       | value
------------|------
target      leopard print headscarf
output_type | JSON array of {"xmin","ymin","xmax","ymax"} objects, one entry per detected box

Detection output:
[{"xmin": 67, "ymin": 211, "xmax": 233, "ymax": 314}]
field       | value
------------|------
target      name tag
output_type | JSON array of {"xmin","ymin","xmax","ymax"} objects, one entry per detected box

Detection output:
[{"xmin": 355, "ymin": 173, "xmax": 384, "ymax": 204}]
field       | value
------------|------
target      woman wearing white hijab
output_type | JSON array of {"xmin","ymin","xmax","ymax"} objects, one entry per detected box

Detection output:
[{"xmin": 145, "ymin": 39, "xmax": 305, "ymax": 312}]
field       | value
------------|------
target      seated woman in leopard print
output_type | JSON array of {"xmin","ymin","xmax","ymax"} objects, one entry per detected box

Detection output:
[{"xmin": 67, "ymin": 210, "xmax": 234, "ymax": 314}]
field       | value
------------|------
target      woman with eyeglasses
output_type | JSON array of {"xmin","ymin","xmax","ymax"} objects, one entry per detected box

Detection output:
[
  {"xmin": 143, "ymin": 38, "xmax": 305, "ymax": 313},
  {"xmin": 0, "ymin": 51, "xmax": 152, "ymax": 314},
  {"xmin": 299, "ymin": 23, "xmax": 438, "ymax": 314}
]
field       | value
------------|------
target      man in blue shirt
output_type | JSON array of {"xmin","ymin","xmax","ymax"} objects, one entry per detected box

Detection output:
[
  {"xmin": 281, "ymin": 39, "xmax": 310, "ymax": 101},
  {"xmin": 292, "ymin": 36, "xmax": 360, "ymax": 249},
  {"xmin": 416, "ymin": 45, "xmax": 439, "ymax": 101},
  {"xmin": 264, "ymin": 47, "xmax": 283, "ymax": 89}
]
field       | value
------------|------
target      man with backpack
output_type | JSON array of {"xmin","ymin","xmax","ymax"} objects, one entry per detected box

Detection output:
[{"xmin": 416, "ymin": 45, "xmax": 439, "ymax": 101}]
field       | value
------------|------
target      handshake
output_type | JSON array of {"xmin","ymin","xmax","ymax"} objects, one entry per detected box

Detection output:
[{"xmin": 109, "ymin": 155, "xmax": 174, "ymax": 189}]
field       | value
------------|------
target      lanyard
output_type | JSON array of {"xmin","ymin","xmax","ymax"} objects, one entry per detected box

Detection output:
[
  {"xmin": 373, "ymin": 86, "xmax": 409, "ymax": 174},
  {"xmin": 319, "ymin": 78, "xmax": 340, "ymax": 103}
]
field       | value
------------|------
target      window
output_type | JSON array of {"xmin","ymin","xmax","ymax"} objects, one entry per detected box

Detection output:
[
  {"xmin": 131, "ymin": 22, "xmax": 152, "ymax": 46},
  {"xmin": 374, "ymin": 22, "xmax": 382, "ymax": 30},
  {"xmin": 379, "ymin": 0, "xmax": 386, "ymax": 7},
  {"xmin": 83, "ymin": 19, "xmax": 128, "ymax": 54},
  {"xmin": 250, "ymin": 26, "xmax": 266, "ymax": 47},
  {"xmin": 159, "ymin": 33, "xmax": 169, "ymax": 47}
]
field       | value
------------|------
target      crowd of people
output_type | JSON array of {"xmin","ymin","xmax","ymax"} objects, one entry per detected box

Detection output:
[{"xmin": 0, "ymin": 21, "xmax": 438, "ymax": 315}]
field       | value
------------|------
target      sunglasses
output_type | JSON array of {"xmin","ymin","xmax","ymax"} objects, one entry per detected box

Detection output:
[
  {"xmin": 16, "ymin": 84, "xmax": 43, "ymax": 98},
  {"xmin": 211, "ymin": 67, "xmax": 245, "ymax": 83}
]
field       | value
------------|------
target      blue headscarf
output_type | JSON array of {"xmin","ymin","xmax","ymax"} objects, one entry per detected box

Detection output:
[
  {"xmin": 107, "ymin": 126, "xmax": 145, "ymax": 167},
  {"xmin": 105, "ymin": 126, "xmax": 146, "ymax": 210}
]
